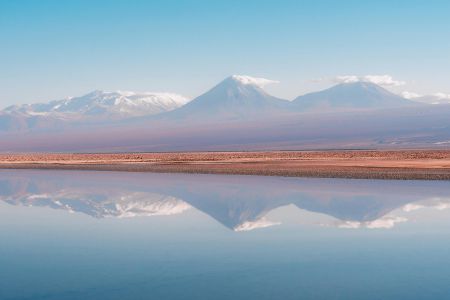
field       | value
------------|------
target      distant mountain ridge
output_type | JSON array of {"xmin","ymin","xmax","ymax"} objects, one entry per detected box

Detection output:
[
  {"xmin": 1, "ymin": 90, "xmax": 189, "ymax": 132},
  {"xmin": 4, "ymin": 90, "xmax": 190, "ymax": 118},
  {"xmin": 3, "ymin": 75, "xmax": 446, "ymax": 152},
  {"xmin": 1, "ymin": 76, "xmax": 420, "ymax": 130}
]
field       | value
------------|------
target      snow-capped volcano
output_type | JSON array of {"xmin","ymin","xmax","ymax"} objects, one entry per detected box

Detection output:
[
  {"xmin": 167, "ymin": 75, "xmax": 290, "ymax": 119},
  {"xmin": 293, "ymin": 81, "xmax": 417, "ymax": 111},
  {"xmin": 4, "ymin": 90, "xmax": 190, "ymax": 118}
]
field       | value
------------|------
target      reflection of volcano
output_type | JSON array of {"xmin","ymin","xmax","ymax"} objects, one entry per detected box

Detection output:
[
  {"xmin": 4, "ymin": 191, "xmax": 190, "ymax": 218},
  {"xmin": 1, "ymin": 170, "xmax": 449, "ymax": 231},
  {"xmin": 0, "ymin": 172, "xmax": 191, "ymax": 218}
]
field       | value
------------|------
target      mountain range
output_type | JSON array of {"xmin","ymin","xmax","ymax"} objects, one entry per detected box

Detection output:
[
  {"xmin": 0, "ymin": 75, "xmax": 418, "ymax": 129},
  {"xmin": 1, "ymin": 90, "xmax": 189, "ymax": 131},
  {"xmin": 4, "ymin": 90, "xmax": 189, "ymax": 117},
  {"xmin": 1, "ymin": 75, "xmax": 449, "ymax": 151}
]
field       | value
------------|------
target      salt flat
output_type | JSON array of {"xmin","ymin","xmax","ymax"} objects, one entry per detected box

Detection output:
[{"xmin": 1, "ymin": 150, "xmax": 450, "ymax": 180}]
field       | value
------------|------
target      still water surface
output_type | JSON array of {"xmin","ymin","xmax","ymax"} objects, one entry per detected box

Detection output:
[{"xmin": 1, "ymin": 170, "xmax": 450, "ymax": 299}]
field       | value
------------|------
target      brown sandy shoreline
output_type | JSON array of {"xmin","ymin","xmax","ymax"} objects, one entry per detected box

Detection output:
[{"xmin": 1, "ymin": 150, "xmax": 450, "ymax": 180}]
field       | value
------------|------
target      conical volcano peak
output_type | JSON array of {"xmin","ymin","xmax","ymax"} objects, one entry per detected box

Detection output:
[
  {"xmin": 229, "ymin": 75, "xmax": 280, "ymax": 88},
  {"xmin": 293, "ymin": 81, "xmax": 415, "ymax": 111},
  {"xmin": 164, "ymin": 75, "xmax": 289, "ymax": 120}
]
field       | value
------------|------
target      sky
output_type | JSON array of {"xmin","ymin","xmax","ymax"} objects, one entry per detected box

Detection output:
[{"xmin": 1, "ymin": 0, "xmax": 450, "ymax": 108}]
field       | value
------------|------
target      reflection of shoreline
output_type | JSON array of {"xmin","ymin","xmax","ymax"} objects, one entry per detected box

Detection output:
[
  {"xmin": 2, "ymin": 163, "xmax": 450, "ymax": 181},
  {"xmin": 1, "ymin": 170, "xmax": 450, "ymax": 231}
]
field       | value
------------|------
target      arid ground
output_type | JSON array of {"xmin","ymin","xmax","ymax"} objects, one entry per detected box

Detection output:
[{"xmin": 1, "ymin": 150, "xmax": 450, "ymax": 180}]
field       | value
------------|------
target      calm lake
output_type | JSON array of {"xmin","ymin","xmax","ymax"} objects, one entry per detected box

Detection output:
[{"xmin": 1, "ymin": 170, "xmax": 450, "ymax": 300}]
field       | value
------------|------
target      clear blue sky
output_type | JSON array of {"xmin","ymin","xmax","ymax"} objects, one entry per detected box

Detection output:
[{"xmin": 1, "ymin": 0, "xmax": 449, "ymax": 107}]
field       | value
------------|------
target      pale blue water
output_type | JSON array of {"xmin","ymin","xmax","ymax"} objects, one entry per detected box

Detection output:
[{"xmin": 1, "ymin": 170, "xmax": 450, "ymax": 300}]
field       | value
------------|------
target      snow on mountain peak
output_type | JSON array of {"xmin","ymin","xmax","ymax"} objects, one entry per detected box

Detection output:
[
  {"xmin": 231, "ymin": 75, "xmax": 280, "ymax": 88},
  {"xmin": 113, "ymin": 194, "xmax": 191, "ymax": 218},
  {"xmin": 334, "ymin": 75, "xmax": 405, "ymax": 87},
  {"xmin": 4, "ymin": 90, "xmax": 190, "ymax": 118},
  {"xmin": 115, "ymin": 91, "xmax": 189, "ymax": 104}
]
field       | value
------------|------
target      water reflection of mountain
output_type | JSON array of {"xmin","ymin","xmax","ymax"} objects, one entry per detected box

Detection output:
[{"xmin": 1, "ymin": 170, "xmax": 449, "ymax": 231}]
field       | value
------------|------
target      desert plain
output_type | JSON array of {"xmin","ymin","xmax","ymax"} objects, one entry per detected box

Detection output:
[{"xmin": 1, "ymin": 150, "xmax": 450, "ymax": 180}]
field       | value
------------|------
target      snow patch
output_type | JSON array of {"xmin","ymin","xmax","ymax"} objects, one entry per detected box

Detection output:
[
  {"xmin": 334, "ymin": 74, "xmax": 405, "ymax": 86},
  {"xmin": 114, "ymin": 195, "xmax": 191, "ymax": 218},
  {"xmin": 231, "ymin": 75, "xmax": 280, "ymax": 88},
  {"xmin": 234, "ymin": 217, "xmax": 281, "ymax": 232},
  {"xmin": 336, "ymin": 216, "xmax": 407, "ymax": 229},
  {"xmin": 401, "ymin": 91, "xmax": 422, "ymax": 99},
  {"xmin": 401, "ymin": 91, "xmax": 450, "ymax": 104},
  {"xmin": 4, "ymin": 90, "xmax": 191, "ymax": 118},
  {"xmin": 403, "ymin": 197, "xmax": 450, "ymax": 211}
]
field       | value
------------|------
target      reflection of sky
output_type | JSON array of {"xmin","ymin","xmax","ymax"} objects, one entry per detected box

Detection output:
[{"xmin": 1, "ymin": 170, "xmax": 450, "ymax": 299}]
